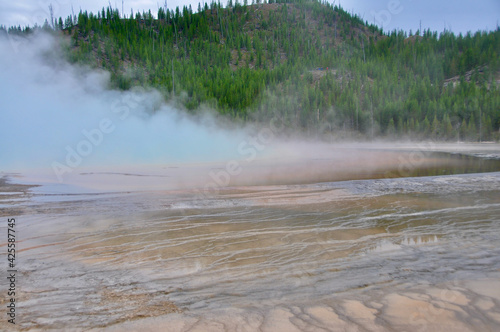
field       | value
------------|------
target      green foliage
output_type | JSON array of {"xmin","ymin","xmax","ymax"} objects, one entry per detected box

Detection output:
[{"xmin": 7, "ymin": 0, "xmax": 500, "ymax": 140}]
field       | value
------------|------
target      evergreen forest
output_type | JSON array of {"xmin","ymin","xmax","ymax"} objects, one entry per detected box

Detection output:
[{"xmin": 3, "ymin": 0, "xmax": 500, "ymax": 140}]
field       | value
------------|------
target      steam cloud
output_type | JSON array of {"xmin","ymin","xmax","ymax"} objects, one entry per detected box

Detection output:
[
  {"xmin": 0, "ymin": 32, "xmax": 250, "ymax": 179},
  {"xmin": 1, "ymin": 32, "xmax": 446, "ymax": 191}
]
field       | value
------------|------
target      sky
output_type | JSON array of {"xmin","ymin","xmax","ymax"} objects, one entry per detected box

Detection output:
[{"xmin": 0, "ymin": 0, "xmax": 498, "ymax": 35}]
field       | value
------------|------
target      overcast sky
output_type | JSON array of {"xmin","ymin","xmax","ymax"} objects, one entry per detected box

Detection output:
[{"xmin": 0, "ymin": 0, "xmax": 498, "ymax": 35}]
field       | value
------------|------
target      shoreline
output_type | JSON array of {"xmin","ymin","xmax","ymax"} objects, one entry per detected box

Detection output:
[
  {"xmin": 3, "ymin": 142, "xmax": 500, "ymax": 195},
  {"xmin": 2, "ymin": 144, "xmax": 500, "ymax": 331}
]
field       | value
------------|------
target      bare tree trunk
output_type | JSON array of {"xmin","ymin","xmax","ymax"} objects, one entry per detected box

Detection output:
[
  {"xmin": 172, "ymin": 58, "xmax": 175, "ymax": 95},
  {"xmin": 49, "ymin": 4, "xmax": 54, "ymax": 29},
  {"xmin": 370, "ymin": 99, "xmax": 374, "ymax": 139}
]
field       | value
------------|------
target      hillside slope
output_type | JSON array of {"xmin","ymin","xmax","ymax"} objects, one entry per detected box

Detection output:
[{"xmin": 4, "ymin": 0, "xmax": 500, "ymax": 140}]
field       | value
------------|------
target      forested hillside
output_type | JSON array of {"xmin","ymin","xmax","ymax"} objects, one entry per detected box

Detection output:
[{"xmin": 3, "ymin": 0, "xmax": 500, "ymax": 140}]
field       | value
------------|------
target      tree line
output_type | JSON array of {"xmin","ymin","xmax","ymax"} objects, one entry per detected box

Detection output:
[{"xmin": 2, "ymin": 0, "xmax": 499, "ymax": 140}]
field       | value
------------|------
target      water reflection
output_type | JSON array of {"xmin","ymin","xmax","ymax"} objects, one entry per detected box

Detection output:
[
  {"xmin": 369, "ymin": 235, "xmax": 440, "ymax": 254},
  {"xmin": 2, "ymin": 148, "xmax": 500, "ymax": 330}
]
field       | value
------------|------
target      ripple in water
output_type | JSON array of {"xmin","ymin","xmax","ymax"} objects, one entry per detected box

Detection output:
[{"xmin": 2, "ymin": 151, "xmax": 500, "ymax": 331}]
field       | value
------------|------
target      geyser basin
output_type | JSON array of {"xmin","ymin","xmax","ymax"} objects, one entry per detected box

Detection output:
[
  {"xmin": 14, "ymin": 142, "xmax": 500, "ymax": 193},
  {"xmin": 2, "ymin": 144, "xmax": 500, "ymax": 331}
]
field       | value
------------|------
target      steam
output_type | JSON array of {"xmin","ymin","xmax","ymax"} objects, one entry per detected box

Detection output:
[
  {"xmin": 0, "ymin": 33, "xmax": 250, "ymax": 179},
  {"xmin": 2, "ymin": 32, "xmax": 470, "ymax": 192}
]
